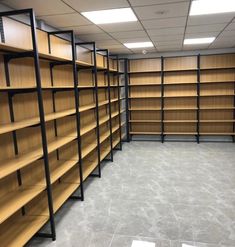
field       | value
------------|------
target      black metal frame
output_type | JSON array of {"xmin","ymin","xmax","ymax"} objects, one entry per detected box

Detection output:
[
  {"xmin": 75, "ymin": 41, "xmax": 102, "ymax": 177},
  {"xmin": 97, "ymin": 48, "xmax": 114, "ymax": 161},
  {"xmin": 124, "ymin": 58, "xmax": 130, "ymax": 142},
  {"xmin": 161, "ymin": 56, "xmax": 164, "ymax": 143},
  {"xmin": 0, "ymin": 8, "xmax": 56, "ymax": 240},
  {"xmin": 196, "ymin": 54, "xmax": 200, "ymax": 144},
  {"xmin": 47, "ymin": 30, "xmax": 84, "ymax": 200},
  {"xmin": 110, "ymin": 54, "xmax": 122, "ymax": 150}
]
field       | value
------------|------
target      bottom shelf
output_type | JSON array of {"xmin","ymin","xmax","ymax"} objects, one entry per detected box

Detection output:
[
  {"xmin": 130, "ymin": 131, "xmax": 161, "ymax": 135},
  {"xmin": 0, "ymin": 214, "xmax": 48, "ymax": 247},
  {"xmin": 200, "ymin": 132, "xmax": 235, "ymax": 136},
  {"xmin": 163, "ymin": 132, "xmax": 197, "ymax": 135}
]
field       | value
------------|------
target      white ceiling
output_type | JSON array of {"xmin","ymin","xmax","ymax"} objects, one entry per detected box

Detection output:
[{"xmin": 3, "ymin": 0, "xmax": 235, "ymax": 54}]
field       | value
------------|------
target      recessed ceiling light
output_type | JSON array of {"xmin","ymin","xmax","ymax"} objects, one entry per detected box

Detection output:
[
  {"xmin": 124, "ymin": 42, "xmax": 154, "ymax": 49},
  {"xmin": 184, "ymin": 37, "xmax": 215, "ymax": 45},
  {"xmin": 81, "ymin": 8, "xmax": 137, "ymax": 24},
  {"xmin": 190, "ymin": 0, "xmax": 235, "ymax": 15}
]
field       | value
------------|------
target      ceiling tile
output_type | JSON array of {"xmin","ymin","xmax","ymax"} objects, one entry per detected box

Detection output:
[
  {"xmin": 110, "ymin": 49, "xmax": 133, "ymax": 54},
  {"xmin": 186, "ymin": 24, "xmax": 227, "ymax": 34},
  {"xmin": 78, "ymin": 32, "xmax": 111, "ymax": 41},
  {"xmin": 209, "ymin": 36, "xmax": 235, "ymax": 48},
  {"xmin": 63, "ymin": 0, "xmax": 129, "ymax": 11},
  {"xmin": 188, "ymin": 13, "xmax": 234, "ymax": 26},
  {"xmin": 183, "ymin": 44, "xmax": 209, "ymax": 51},
  {"xmin": 110, "ymin": 30, "xmax": 147, "ymax": 39},
  {"xmin": 97, "ymin": 44, "xmax": 125, "ymax": 49},
  {"xmin": 219, "ymin": 30, "xmax": 235, "ymax": 37},
  {"xmin": 118, "ymin": 37, "xmax": 151, "ymax": 43},
  {"xmin": 224, "ymin": 22, "xmax": 235, "ymax": 31},
  {"xmin": 3, "ymin": 0, "xmax": 74, "ymax": 16},
  {"xmin": 95, "ymin": 39, "xmax": 121, "ymax": 46},
  {"xmin": 157, "ymin": 46, "xmax": 182, "ymax": 52},
  {"xmin": 147, "ymin": 27, "xmax": 185, "ymax": 36},
  {"xmin": 150, "ymin": 34, "xmax": 183, "ymax": 41},
  {"xmin": 154, "ymin": 40, "xmax": 183, "ymax": 46},
  {"xmin": 142, "ymin": 17, "xmax": 186, "ymax": 29},
  {"xmin": 184, "ymin": 32, "xmax": 220, "ymax": 39},
  {"xmin": 133, "ymin": 2, "xmax": 190, "ymax": 20},
  {"xmin": 130, "ymin": 0, "xmax": 190, "ymax": 7},
  {"xmin": 62, "ymin": 25, "xmax": 103, "ymax": 35},
  {"xmin": 40, "ymin": 13, "xmax": 91, "ymax": 28},
  {"xmin": 98, "ymin": 22, "xmax": 143, "ymax": 32},
  {"xmin": 132, "ymin": 47, "xmax": 157, "ymax": 54}
]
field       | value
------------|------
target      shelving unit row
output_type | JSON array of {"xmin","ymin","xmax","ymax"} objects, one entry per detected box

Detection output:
[
  {"xmin": 126, "ymin": 54, "xmax": 235, "ymax": 142},
  {"xmin": 0, "ymin": 9, "xmax": 125, "ymax": 246}
]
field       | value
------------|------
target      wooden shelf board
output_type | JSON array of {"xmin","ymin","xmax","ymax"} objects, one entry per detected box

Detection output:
[
  {"xmin": 164, "ymin": 120, "xmax": 197, "ymax": 123},
  {"xmin": 47, "ymin": 134, "xmax": 77, "ymax": 154},
  {"xmin": 200, "ymin": 67, "xmax": 235, "ymax": 71},
  {"xmin": 0, "ymin": 42, "xmax": 32, "ymax": 53},
  {"xmin": 163, "ymin": 82, "xmax": 197, "ymax": 85},
  {"xmin": 164, "ymin": 69, "xmax": 198, "ymax": 72},
  {"xmin": 111, "ymin": 98, "xmax": 119, "ymax": 103},
  {"xmin": 78, "ymin": 85, "xmax": 95, "ymax": 89},
  {"xmin": 39, "ymin": 52, "xmax": 71, "ymax": 62},
  {"xmin": 200, "ymin": 132, "xmax": 235, "ymax": 136},
  {"xmin": 112, "ymin": 124, "xmax": 120, "ymax": 133},
  {"xmin": 200, "ymin": 94, "xmax": 235, "ymax": 97},
  {"xmin": 81, "ymin": 122, "xmax": 97, "ymax": 136},
  {"xmin": 0, "ymin": 86, "xmax": 36, "ymax": 91},
  {"xmin": 0, "ymin": 185, "xmax": 45, "ymax": 224},
  {"xmin": 100, "ymin": 131, "xmax": 110, "ymax": 144},
  {"xmin": 200, "ymin": 120, "xmax": 235, "ymax": 123},
  {"xmin": 42, "ymin": 85, "xmax": 74, "ymax": 90},
  {"xmin": 129, "ymin": 96, "xmax": 161, "ymax": 99},
  {"xmin": 79, "ymin": 103, "xmax": 96, "ymax": 112},
  {"xmin": 129, "ymin": 108, "xmax": 161, "ymax": 111},
  {"xmin": 53, "ymin": 182, "xmax": 79, "ymax": 213},
  {"xmin": 129, "ymin": 83, "xmax": 161, "ymax": 86},
  {"xmin": 164, "ymin": 132, "xmax": 197, "ymax": 135},
  {"xmin": 0, "ymin": 109, "xmax": 76, "ymax": 135},
  {"xmin": 130, "ymin": 131, "xmax": 161, "ymax": 135},
  {"xmin": 163, "ymin": 107, "xmax": 198, "ymax": 111},
  {"xmin": 98, "ymin": 100, "xmax": 109, "ymax": 107},
  {"xmin": 99, "ymin": 115, "xmax": 110, "ymax": 125},
  {"xmin": 200, "ymin": 81, "xmax": 235, "ymax": 84},
  {"xmin": 113, "ymin": 137, "xmax": 120, "ymax": 148},
  {"xmin": 0, "ymin": 117, "xmax": 40, "ymax": 135},
  {"xmin": 128, "ymin": 70, "xmax": 161, "ymax": 74},
  {"xmin": 130, "ymin": 120, "xmax": 161, "ymax": 123},
  {"xmin": 111, "ymin": 111, "xmax": 119, "ymax": 119},
  {"xmin": 0, "ymin": 215, "xmax": 49, "ymax": 247},
  {"xmin": 83, "ymin": 158, "xmax": 99, "ymax": 181},
  {"xmin": 200, "ymin": 107, "xmax": 235, "ymax": 110},
  {"xmin": 100, "ymin": 144, "xmax": 111, "ymax": 161},
  {"xmin": 76, "ymin": 60, "xmax": 93, "ymax": 67},
  {"xmin": 82, "ymin": 142, "xmax": 97, "ymax": 159},
  {"xmin": 163, "ymin": 95, "xmax": 197, "ymax": 98}
]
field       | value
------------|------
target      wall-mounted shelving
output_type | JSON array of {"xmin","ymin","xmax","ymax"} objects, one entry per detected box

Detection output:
[
  {"xmin": 0, "ymin": 8, "xmax": 125, "ymax": 246},
  {"xmin": 127, "ymin": 54, "xmax": 235, "ymax": 142}
]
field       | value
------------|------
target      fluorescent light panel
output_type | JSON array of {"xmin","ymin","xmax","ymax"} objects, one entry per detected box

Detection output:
[
  {"xmin": 124, "ymin": 42, "xmax": 154, "ymax": 48},
  {"xmin": 184, "ymin": 37, "xmax": 215, "ymax": 45},
  {"xmin": 190, "ymin": 0, "xmax": 235, "ymax": 15},
  {"xmin": 81, "ymin": 8, "xmax": 137, "ymax": 24}
]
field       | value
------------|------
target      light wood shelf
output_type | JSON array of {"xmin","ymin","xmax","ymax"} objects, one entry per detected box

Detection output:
[
  {"xmin": 0, "ymin": 185, "xmax": 45, "ymax": 224},
  {"xmin": 129, "ymin": 120, "xmax": 161, "ymax": 123},
  {"xmin": 163, "ymin": 132, "xmax": 197, "ymax": 135},
  {"xmin": 0, "ymin": 215, "xmax": 49, "ymax": 247},
  {"xmin": 130, "ymin": 131, "xmax": 161, "ymax": 135}
]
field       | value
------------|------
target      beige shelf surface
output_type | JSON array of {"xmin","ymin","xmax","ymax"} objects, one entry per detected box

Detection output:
[
  {"xmin": 79, "ymin": 103, "xmax": 96, "ymax": 112},
  {"xmin": 0, "ymin": 215, "xmax": 49, "ymax": 247},
  {"xmin": 200, "ymin": 132, "xmax": 235, "ymax": 136},
  {"xmin": 0, "ymin": 185, "xmax": 45, "ymax": 224},
  {"xmin": 164, "ymin": 120, "xmax": 197, "ymax": 123},
  {"xmin": 163, "ymin": 132, "xmax": 197, "ymax": 135},
  {"xmin": 163, "ymin": 107, "xmax": 198, "ymax": 111},
  {"xmin": 129, "ymin": 107, "xmax": 161, "ymax": 111},
  {"xmin": 82, "ymin": 158, "xmax": 98, "ymax": 181},
  {"xmin": 82, "ymin": 142, "xmax": 97, "ymax": 159},
  {"xmin": 81, "ymin": 122, "xmax": 97, "ymax": 136},
  {"xmin": 130, "ymin": 131, "xmax": 161, "ymax": 135},
  {"xmin": 130, "ymin": 120, "xmax": 161, "ymax": 123}
]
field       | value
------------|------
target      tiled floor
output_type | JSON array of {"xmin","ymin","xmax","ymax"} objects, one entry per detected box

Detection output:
[{"xmin": 27, "ymin": 142, "xmax": 235, "ymax": 247}]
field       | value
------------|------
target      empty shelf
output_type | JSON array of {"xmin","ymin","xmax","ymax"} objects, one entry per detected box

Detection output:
[
  {"xmin": 0, "ymin": 185, "xmax": 45, "ymax": 224},
  {"xmin": 76, "ymin": 60, "xmax": 93, "ymax": 67},
  {"xmin": 163, "ymin": 82, "xmax": 197, "ymax": 85},
  {"xmin": 200, "ymin": 132, "xmax": 235, "ymax": 136},
  {"xmin": 82, "ymin": 142, "xmax": 97, "ymax": 159},
  {"xmin": 80, "ymin": 122, "xmax": 97, "ymax": 136},
  {"xmin": 129, "ymin": 96, "xmax": 161, "ymax": 99},
  {"xmin": 164, "ymin": 120, "xmax": 197, "ymax": 123},
  {"xmin": 98, "ymin": 100, "xmax": 109, "ymax": 107},
  {"xmin": 164, "ymin": 107, "xmax": 198, "ymax": 111},
  {"xmin": 129, "ymin": 108, "xmax": 161, "ymax": 111},
  {"xmin": 129, "ymin": 83, "xmax": 161, "ymax": 86},
  {"xmin": 200, "ymin": 107, "xmax": 235, "ymax": 110},
  {"xmin": 130, "ymin": 131, "xmax": 161, "ymax": 135},
  {"xmin": 130, "ymin": 120, "xmax": 161, "ymax": 123},
  {"xmin": 83, "ymin": 158, "xmax": 99, "ymax": 180},
  {"xmin": 79, "ymin": 103, "xmax": 96, "ymax": 112},
  {"xmin": 99, "ymin": 115, "xmax": 110, "ymax": 125},
  {"xmin": 200, "ymin": 80, "xmax": 235, "ymax": 84},
  {"xmin": 200, "ymin": 120, "xmax": 235, "ymax": 123},
  {"xmin": 0, "ymin": 43, "xmax": 31, "ymax": 53},
  {"xmin": 164, "ymin": 132, "xmax": 197, "ymax": 135},
  {"xmin": 200, "ymin": 94, "xmax": 235, "ymax": 97},
  {"xmin": 100, "ymin": 144, "xmax": 111, "ymax": 161},
  {"xmin": 163, "ymin": 95, "xmax": 197, "ymax": 98},
  {"xmin": 0, "ymin": 215, "xmax": 49, "ymax": 247}
]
